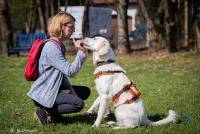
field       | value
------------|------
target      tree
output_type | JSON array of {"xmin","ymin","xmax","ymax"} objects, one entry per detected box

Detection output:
[
  {"xmin": 190, "ymin": 0, "xmax": 200, "ymax": 51},
  {"xmin": 0, "ymin": 0, "xmax": 11, "ymax": 55},
  {"xmin": 138, "ymin": 0, "xmax": 159, "ymax": 51},
  {"xmin": 157, "ymin": 0, "xmax": 180, "ymax": 52},
  {"xmin": 36, "ymin": 0, "xmax": 46, "ymax": 33},
  {"xmin": 8, "ymin": 0, "xmax": 34, "ymax": 33},
  {"xmin": 82, "ymin": 0, "xmax": 90, "ymax": 37},
  {"xmin": 183, "ymin": 0, "xmax": 189, "ymax": 49},
  {"xmin": 195, "ymin": 23, "xmax": 200, "ymax": 50},
  {"xmin": 36, "ymin": 0, "xmax": 61, "ymax": 33},
  {"xmin": 25, "ymin": 0, "xmax": 36, "ymax": 33},
  {"xmin": 115, "ymin": 0, "xmax": 130, "ymax": 55}
]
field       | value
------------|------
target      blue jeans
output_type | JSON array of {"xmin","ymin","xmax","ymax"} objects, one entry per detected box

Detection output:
[{"xmin": 33, "ymin": 85, "xmax": 90, "ymax": 115}]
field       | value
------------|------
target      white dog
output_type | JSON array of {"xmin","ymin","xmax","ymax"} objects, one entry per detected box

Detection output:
[{"xmin": 83, "ymin": 36, "xmax": 177, "ymax": 128}]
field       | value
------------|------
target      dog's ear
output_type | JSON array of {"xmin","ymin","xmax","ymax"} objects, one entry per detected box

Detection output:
[{"xmin": 97, "ymin": 41, "xmax": 109, "ymax": 56}]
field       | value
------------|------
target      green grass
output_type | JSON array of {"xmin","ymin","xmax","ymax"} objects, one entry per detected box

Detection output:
[{"xmin": 0, "ymin": 52, "xmax": 200, "ymax": 134}]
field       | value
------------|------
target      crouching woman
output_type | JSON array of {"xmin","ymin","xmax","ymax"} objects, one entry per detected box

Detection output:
[{"xmin": 27, "ymin": 11, "xmax": 90, "ymax": 124}]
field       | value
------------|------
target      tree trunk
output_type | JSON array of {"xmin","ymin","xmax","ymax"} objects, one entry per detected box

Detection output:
[
  {"xmin": 166, "ymin": 0, "xmax": 178, "ymax": 52},
  {"xmin": 82, "ymin": 0, "xmax": 89, "ymax": 37},
  {"xmin": 57, "ymin": 0, "xmax": 61, "ymax": 11},
  {"xmin": 195, "ymin": 25, "xmax": 200, "ymax": 51},
  {"xmin": 138, "ymin": 0, "xmax": 159, "ymax": 51},
  {"xmin": 115, "ymin": 0, "xmax": 130, "ymax": 55},
  {"xmin": 36, "ymin": 0, "xmax": 46, "ymax": 33},
  {"xmin": 25, "ymin": 0, "xmax": 35, "ymax": 33},
  {"xmin": 45, "ymin": 0, "xmax": 49, "ymax": 20},
  {"xmin": 0, "ymin": 0, "xmax": 10, "ymax": 55},
  {"xmin": 64, "ymin": 0, "xmax": 68, "ymax": 12},
  {"xmin": 158, "ymin": 0, "xmax": 178, "ymax": 52},
  {"xmin": 183, "ymin": 0, "xmax": 189, "ymax": 49},
  {"xmin": 50, "ymin": 0, "xmax": 54, "ymax": 16}
]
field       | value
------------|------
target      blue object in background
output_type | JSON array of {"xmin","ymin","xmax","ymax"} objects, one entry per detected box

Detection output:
[
  {"xmin": 89, "ymin": 7, "xmax": 112, "ymax": 37},
  {"xmin": 129, "ymin": 23, "xmax": 147, "ymax": 42},
  {"xmin": 8, "ymin": 33, "xmax": 47, "ymax": 56},
  {"xmin": 16, "ymin": 33, "xmax": 47, "ymax": 48}
]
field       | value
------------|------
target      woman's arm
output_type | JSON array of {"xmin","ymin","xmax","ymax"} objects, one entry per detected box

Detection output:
[{"xmin": 45, "ymin": 42, "xmax": 86, "ymax": 77}]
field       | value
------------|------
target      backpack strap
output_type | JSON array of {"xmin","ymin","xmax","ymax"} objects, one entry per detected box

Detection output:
[
  {"xmin": 44, "ymin": 38, "xmax": 66, "ymax": 55},
  {"xmin": 44, "ymin": 38, "xmax": 62, "ymax": 47},
  {"xmin": 49, "ymin": 38, "xmax": 62, "ymax": 47}
]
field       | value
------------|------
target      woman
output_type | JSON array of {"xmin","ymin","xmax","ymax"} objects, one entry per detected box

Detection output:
[{"xmin": 27, "ymin": 11, "xmax": 90, "ymax": 124}]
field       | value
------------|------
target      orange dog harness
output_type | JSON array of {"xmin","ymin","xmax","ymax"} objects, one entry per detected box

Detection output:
[
  {"xmin": 112, "ymin": 82, "xmax": 141, "ymax": 105},
  {"xmin": 94, "ymin": 70, "xmax": 141, "ymax": 105}
]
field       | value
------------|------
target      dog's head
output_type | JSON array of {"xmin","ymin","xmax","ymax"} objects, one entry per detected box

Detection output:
[{"xmin": 83, "ymin": 36, "xmax": 115, "ymax": 65}]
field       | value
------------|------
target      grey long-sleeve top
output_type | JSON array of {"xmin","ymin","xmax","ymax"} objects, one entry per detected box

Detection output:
[{"xmin": 27, "ymin": 39, "xmax": 86, "ymax": 108}]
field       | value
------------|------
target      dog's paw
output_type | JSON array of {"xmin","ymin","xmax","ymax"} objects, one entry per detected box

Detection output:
[
  {"xmin": 92, "ymin": 123, "xmax": 99, "ymax": 128},
  {"xmin": 107, "ymin": 121, "xmax": 116, "ymax": 125},
  {"xmin": 83, "ymin": 112, "xmax": 96, "ymax": 118},
  {"xmin": 103, "ymin": 110, "xmax": 111, "ymax": 118},
  {"xmin": 84, "ymin": 112, "xmax": 93, "ymax": 116},
  {"xmin": 113, "ymin": 126, "xmax": 125, "ymax": 129}
]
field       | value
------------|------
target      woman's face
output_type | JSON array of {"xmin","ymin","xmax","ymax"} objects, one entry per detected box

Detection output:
[{"xmin": 61, "ymin": 21, "xmax": 75, "ymax": 39}]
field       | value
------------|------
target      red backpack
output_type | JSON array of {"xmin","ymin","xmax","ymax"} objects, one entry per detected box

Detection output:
[{"xmin": 24, "ymin": 38, "xmax": 61, "ymax": 81}]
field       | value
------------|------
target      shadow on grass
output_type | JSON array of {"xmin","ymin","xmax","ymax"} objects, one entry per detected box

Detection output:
[
  {"xmin": 148, "ymin": 113, "xmax": 166, "ymax": 121},
  {"xmin": 58, "ymin": 113, "xmax": 98, "ymax": 125},
  {"xmin": 58, "ymin": 113, "xmax": 176, "ymax": 125},
  {"xmin": 58, "ymin": 112, "xmax": 117, "ymax": 125}
]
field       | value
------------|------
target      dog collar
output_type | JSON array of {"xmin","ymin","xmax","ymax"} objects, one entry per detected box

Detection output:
[
  {"xmin": 96, "ymin": 60, "xmax": 115, "ymax": 67},
  {"xmin": 95, "ymin": 70, "xmax": 124, "ymax": 79}
]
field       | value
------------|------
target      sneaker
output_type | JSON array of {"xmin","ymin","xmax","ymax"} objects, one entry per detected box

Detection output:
[
  {"xmin": 51, "ymin": 114, "xmax": 62, "ymax": 123},
  {"xmin": 33, "ymin": 107, "xmax": 52, "ymax": 124}
]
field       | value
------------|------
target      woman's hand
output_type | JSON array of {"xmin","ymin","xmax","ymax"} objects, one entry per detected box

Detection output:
[{"xmin": 73, "ymin": 38, "xmax": 86, "ymax": 53}]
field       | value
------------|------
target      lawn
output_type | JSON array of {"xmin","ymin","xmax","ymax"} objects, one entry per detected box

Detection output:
[{"xmin": 0, "ymin": 52, "xmax": 200, "ymax": 134}]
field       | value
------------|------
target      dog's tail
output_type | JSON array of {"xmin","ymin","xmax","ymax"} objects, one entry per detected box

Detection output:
[{"xmin": 149, "ymin": 110, "xmax": 178, "ymax": 126}]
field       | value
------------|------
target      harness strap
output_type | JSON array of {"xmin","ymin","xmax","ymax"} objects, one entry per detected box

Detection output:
[
  {"xmin": 112, "ymin": 83, "xmax": 130, "ymax": 104},
  {"xmin": 112, "ymin": 82, "xmax": 141, "ymax": 105},
  {"xmin": 124, "ymin": 84, "xmax": 141, "ymax": 104},
  {"xmin": 95, "ymin": 70, "xmax": 124, "ymax": 79}
]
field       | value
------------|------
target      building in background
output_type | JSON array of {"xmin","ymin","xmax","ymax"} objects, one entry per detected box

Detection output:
[
  {"xmin": 89, "ymin": 7, "xmax": 112, "ymax": 37},
  {"xmin": 60, "ymin": 6, "xmax": 85, "ymax": 39},
  {"xmin": 60, "ymin": 0, "xmax": 138, "ymax": 38},
  {"xmin": 92, "ymin": 0, "xmax": 138, "ymax": 38}
]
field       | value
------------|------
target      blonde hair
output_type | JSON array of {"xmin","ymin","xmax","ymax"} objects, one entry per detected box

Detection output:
[{"xmin": 48, "ymin": 11, "xmax": 75, "ymax": 38}]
